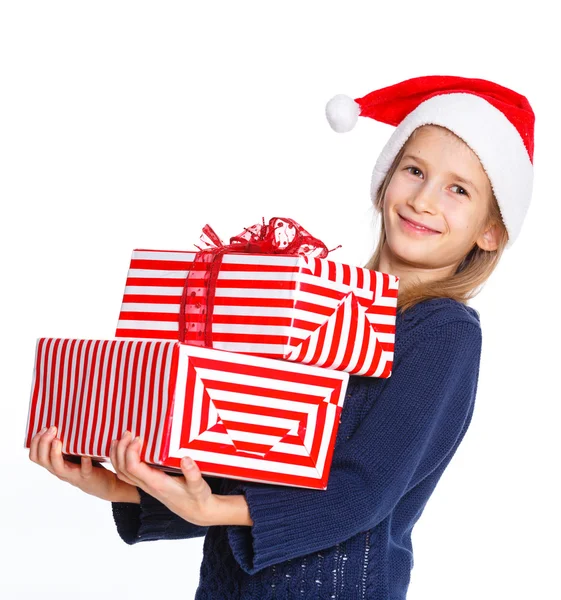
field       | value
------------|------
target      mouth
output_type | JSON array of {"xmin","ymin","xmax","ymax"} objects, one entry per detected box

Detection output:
[{"xmin": 398, "ymin": 214, "xmax": 441, "ymax": 234}]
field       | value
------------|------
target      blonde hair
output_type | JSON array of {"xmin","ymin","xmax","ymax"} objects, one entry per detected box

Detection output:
[{"xmin": 364, "ymin": 126, "xmax": 509, "ymax": 313}]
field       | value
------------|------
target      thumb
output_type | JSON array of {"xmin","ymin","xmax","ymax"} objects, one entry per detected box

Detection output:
[
  {"xmin": 80, "ymin": 456, "xmax": 93, "ymax": 476},
  {"xmin": 180, "ymin": 456, "xmax": 202, "ymax": 485}
]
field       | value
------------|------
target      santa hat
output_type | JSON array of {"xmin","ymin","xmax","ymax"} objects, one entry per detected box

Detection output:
[{"xmin": 325, "ymin": 75, "xmax": 535, "ymax": 248}]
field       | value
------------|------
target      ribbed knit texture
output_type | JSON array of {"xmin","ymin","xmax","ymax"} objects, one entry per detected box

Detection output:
[{"xmin": 111, "ymin": 298, "xmax": 482, "ymax": 599}]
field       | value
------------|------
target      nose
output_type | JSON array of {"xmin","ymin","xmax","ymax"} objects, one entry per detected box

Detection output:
[{"xmin": 407, "ymin": 179, "xmax": 439, "ymax": 214}]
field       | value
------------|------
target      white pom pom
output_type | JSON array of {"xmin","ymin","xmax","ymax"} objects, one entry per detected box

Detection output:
[{"xmin": 325, "ymin": 94, "xmax": 361, "ymax": 133}]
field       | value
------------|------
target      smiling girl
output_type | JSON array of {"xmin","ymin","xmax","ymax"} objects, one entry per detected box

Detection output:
[
  {"xmin": 368, "ymin": 123, "xmax": 507, "ymax": 308},
  {"xmin": 29, "ymin": 75, "xmax": 535, "ymax": 599}
]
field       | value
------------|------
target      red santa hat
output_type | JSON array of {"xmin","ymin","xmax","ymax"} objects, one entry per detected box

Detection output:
[{"xmin": 325, "ymin": 75, "xmax": 535, "ymax": 248}]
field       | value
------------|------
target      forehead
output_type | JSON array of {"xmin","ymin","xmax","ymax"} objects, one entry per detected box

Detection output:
[{"xmin": 404, "ymin": 125, "xmax": 483, "ymax": 171}]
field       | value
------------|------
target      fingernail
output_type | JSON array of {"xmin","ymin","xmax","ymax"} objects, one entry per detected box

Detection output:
[
  {"xmin": 182, "ymin": 457, "xmax": 194, "ymax": 469},
  {"xmin": 40, "ymin": 427, "xmax": 47, "ymax": 434},
  {"xmin": 49, "ymin": 426, "xmax": 57, "ymax": 434}
]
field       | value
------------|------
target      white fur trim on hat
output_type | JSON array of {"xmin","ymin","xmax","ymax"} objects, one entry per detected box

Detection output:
[
  {"xmin": 370, "ymin": 93, "xmax": 533, "ymax": 248},
  {"xmin": 326, "ymin": 94, "xmax": 361, "ymax": 133}
]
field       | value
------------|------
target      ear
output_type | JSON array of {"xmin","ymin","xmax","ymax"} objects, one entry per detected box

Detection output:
[{"xmin": 475, "ymin": 221, "xmax": 501, "ymax": 252}]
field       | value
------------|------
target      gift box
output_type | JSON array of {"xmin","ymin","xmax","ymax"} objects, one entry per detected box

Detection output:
[
  {"xmin": 24, "ymin": 337, "xmax": 349, "ymax": 489},
  {"xmin": 116, "ymin": 248, "xmax": 399, "ymax": 377}
]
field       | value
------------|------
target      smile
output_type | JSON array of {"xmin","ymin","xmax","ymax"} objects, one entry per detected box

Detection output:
[{"xmin": 398, "ymin": 214, "xmax": 441, "ymax": 235}]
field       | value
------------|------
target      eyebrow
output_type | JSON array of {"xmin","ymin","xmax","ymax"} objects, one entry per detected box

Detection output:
[{"xmin": 402, "ymin": 154, "xmax": 480, "ymax": 195}]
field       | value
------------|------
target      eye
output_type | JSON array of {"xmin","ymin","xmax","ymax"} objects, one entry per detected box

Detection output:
[
  {"xmin": 405, "ymin": 166, "xmax": 423, "ymax": 177},
  {"xmin": 451, "ymin": 184, "xmax": 469, "ymax": 197}
]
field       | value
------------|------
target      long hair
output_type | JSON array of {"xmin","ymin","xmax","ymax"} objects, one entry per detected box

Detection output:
[{"xmin": 364, "ymin": 126, "xmax": 509, "ymax": 313}]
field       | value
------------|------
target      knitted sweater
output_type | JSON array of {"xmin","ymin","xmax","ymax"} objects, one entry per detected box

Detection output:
[{"xmin": 112, "ymin": 298, "xmax": 482, "ymax": 599}]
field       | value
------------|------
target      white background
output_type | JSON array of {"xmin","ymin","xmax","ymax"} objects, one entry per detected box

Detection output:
[{"xmin": 1, "ymin": 2, "xmax": 559, "ymax": 599}]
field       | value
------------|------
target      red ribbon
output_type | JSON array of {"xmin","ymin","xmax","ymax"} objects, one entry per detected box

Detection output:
[{"xmin": 178, "ymin": 217, "xmax": 339, "ymax": 347}]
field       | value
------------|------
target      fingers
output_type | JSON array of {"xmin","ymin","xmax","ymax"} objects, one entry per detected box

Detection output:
[
  {"xmin": 29, "ymin": 427, "xmax": 44, "ymax": 463},
  {"xmin": 110, "ymin": 431, "xmax": 137, "ymax": 486},
  {"xmin": 80, "ymin": 456, "xmax": 93, "ymax": 477},
  {"xmin": 29, "ymin": 426, "xmax": 50, "ymax": 464},
  {"xmin": 29, "ymin": 426, "xmax": 58, "ymax": 474},
  {"xmin": 110, "ymin": 432, "xmax": 166, "ymax": 493},
  {"xmin": 115, "ymin": 431, "xmax": 131, "ymax": 472},
  {"xmin": 30, "ymin": 426, "xmax": 78, "ymax": 481},
  {"xmin": 49, "ymin": 436, "xmax": 70, "ymax": 477}
]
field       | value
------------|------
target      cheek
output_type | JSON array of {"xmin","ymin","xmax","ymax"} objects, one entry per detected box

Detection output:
[
  {"xmin": 385, "ymin": 173, "xmax": 414, "ymax": 199},
  {"xmin": 441, "ymin": 200, "xmax": 476, "ymax": 233},
  {"xmin": 382, "ymin": 181, "xmax": 401, "ymax": 214}
]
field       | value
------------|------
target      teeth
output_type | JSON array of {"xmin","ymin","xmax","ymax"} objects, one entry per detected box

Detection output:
[
  {"xmin": 400, "ymin": 214, "xmax": 436, "ymax": 232},
  {"xmin": 407, "ymin": 219, "xmax": 430, "ymax": 231}
]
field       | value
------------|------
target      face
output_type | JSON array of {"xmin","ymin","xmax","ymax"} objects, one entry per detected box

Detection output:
[{"xmin": 380, "ymin": 125, "xmax": 499, "ymax": 281}]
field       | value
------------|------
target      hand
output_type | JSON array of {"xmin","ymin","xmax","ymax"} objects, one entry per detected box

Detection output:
[
  {"xmin": 111, "ymin": 431, "xmax": 252, "ymax": 527},
  {"xmin": 29, "ymin": 426, "xmax": 138, "ymax": 503}
]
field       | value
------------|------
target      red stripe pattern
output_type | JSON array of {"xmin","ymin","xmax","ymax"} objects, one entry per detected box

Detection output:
[
  {"xmin": 24, "ymin": 338, "xmax": 177, "ymax": 464},
  {"xmin": 116, "ymin": 249, "xmax": 400, "ymax": 377},
  {"xmin": 24, "ymin": 338, "xmax": 349, "ymax": 489}
]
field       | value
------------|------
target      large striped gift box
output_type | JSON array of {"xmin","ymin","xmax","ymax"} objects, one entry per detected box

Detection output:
[
  {"xmin": 116, "ymin": 249, "xmax": 400, "ymax": 377},
  {"xmin": 24, "ymin": 337, "xmax": 349, "ymax": 489}
]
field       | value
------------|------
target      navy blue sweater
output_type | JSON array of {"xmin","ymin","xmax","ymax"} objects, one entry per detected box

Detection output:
[{"xmin": 112, "ymin": 298, "xmax": 482, "ymax": 599}]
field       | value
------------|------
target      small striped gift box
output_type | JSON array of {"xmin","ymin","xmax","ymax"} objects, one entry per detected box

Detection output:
[
  {"xmin": 24, "ymin": 337, "xmax": 349, "ymax": 489},
  {"xmin": 116, "ymin": 249, "xmax": 400, "ymax": 377}
]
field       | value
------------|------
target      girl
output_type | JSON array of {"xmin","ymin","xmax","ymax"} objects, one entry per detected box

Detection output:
[{"xmin": 29, "ymin": 75, "xmax": 535, "ymax": 599}]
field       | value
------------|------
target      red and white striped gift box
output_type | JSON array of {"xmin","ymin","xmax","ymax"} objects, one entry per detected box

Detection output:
[
  {"xmin": 116, "ymin": 249, "xmax": 399, "ymax": 377},
  {"xmin": 24, "ymin": 337, "xmax": 349, "ymax": 489}
]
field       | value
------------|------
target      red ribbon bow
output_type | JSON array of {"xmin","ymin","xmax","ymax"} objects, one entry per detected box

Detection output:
[
  {"xmin": 197, "ymin": 217, "xmax": 331, "ymax": 258},
  {"xmin": 179, "ymin": 218, "xmax": 339, "ymax": 346}
]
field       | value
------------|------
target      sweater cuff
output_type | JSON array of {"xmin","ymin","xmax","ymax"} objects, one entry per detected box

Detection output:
[
  {"xmin": 225, "ymin": 484, "xmax": 256, "ymax": 572},
  {"xmin": 226, "ymin": 482, "xmax": 296, "ymax": 574},
  {"xmin": 226, "ymin": 481, "xmax": 350, "ymax": 574},
  {"xmin": 111, "ymin": 486, "xmax": 181, "ymax": 544},
  {"xmin": 111, "ymin": 498, "xmax": 142, "ymax": 545}
]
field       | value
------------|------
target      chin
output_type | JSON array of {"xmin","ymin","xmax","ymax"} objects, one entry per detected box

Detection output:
[
  {"xmin": 395, "ymin": 248, "xmax": 435, "ymax": 268},
  {"xmin": 388, "ymin": 230, "xmax": 439, "ymax": 253}
]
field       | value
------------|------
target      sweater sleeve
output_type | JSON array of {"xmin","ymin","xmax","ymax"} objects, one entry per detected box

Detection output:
[
  {"xmin": 225, "ymin": 319, "xmax": 482, "ymax": 574},
  {"xmin": 111, "ymin": 475, "xmax": 223, "ymax": 545}
]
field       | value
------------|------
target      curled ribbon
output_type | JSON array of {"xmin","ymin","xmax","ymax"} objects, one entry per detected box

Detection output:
[{"xmin": 178, "ymin": 217, "xmax": 340, "ymax": 347}]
